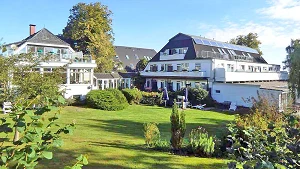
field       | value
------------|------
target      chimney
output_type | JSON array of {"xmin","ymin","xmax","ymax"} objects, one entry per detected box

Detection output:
[{"xmin": 29, "ymin": 24, "xmax": 36, "ymax": 35}]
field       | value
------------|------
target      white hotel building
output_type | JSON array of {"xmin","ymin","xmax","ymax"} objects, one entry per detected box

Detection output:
[{"xmin": 141, "ymin": 33, "xmax": 289, "ymax": 110}]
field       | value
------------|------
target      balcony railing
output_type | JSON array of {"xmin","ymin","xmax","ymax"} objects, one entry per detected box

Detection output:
[
  {"xmin": 197, "ymin": 50, "xmax": 254, "ymax": 62},
  {"xmin": 38, "ymin": 52, "xmax": 93, "ymax": 63},
  {"xmin": 141, "ymin": 70, "xmax": 208, "ymax": 78}
]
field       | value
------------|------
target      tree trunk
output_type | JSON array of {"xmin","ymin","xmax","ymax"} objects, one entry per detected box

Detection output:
[{"xmin": 13, "ymin": 115, "xmax": 19, "ymax": 142}]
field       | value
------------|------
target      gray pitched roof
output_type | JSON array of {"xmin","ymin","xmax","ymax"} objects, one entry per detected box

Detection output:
[
  {"xmin": 6, "ymin": 28, "xmax": 70, "ymax": 47},
  {"xmin": 94, "ymin": 72, "xmax": 137, "ymax": 79},
  {"xmin": 150, "ymin": 33, "xmax": 267, "ymax": 64},
  {"xmin": 94, "ymin": 73, "xmax": 115, "ymax": 79},
  {"xmin": 114, "ymin": 46, "xmax": 156, "ymax": 72}
]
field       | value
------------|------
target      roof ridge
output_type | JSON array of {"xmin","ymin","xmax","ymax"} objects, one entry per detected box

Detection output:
[
  {"xmin": 115, "ymin": 45, "xmax": 155, "ymax": 51},
  {"xmin": 180, "ymin": 32, "xmax": 256, "ymax": 50},
  {"xmin": 39, "ymin": 28, "xmax": 70, "ymax": 46}
]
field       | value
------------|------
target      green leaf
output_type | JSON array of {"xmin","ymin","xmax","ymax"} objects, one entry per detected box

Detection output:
[
  {"xmin": 27, "ymin": 147, "xmax": 36, "ymax": 158},
  {"xmin": 42, "ymin": 151, "xmax": 53, "ymax": 159},
  {"xmin": 16, "ymin": 121, "xmax": 26, "ymax": 133},
  {"xmin": 58, "ymin": 96, "xmax": 66, "ymax": 104},
  {"xmin": 30, "ymin": 115, "xmax": 41, "ymax": 120},
  {"xmin": 76, "ymin": 154, "xmax": 83, "ymax": 161},
  {"xmin": 1, "ymin": 156, "xmax": 7, "ymax": 163},
  {"xmin": 82, "ymin": 156, "xmax": 88, "ymax": 165},
  {"xmin": 53, "ymin": 138, "xmax": 63, "ymax": 147}
]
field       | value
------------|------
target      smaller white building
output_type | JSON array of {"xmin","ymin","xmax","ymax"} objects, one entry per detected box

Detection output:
[
  {"xmin": 94, "ymin": 72, "xmax": 134, "ymax": 90},
  {"xmin": 1, "ymin": 24, "xmax": 97, "ymax": 99}
]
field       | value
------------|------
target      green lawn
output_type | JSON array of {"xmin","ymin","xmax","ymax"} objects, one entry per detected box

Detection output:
[{"xmin": 36, "ymin": 105, "xmax": 234, "ymax": 168}]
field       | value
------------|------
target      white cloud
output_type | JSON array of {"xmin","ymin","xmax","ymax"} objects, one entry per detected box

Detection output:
[
  {"xmin": 258, "ymin": 0, "xmax": 300, "ymax": 21},
  {"xmin": 194, "ymin": 0, "xmax": 300, "ymax": 65}
]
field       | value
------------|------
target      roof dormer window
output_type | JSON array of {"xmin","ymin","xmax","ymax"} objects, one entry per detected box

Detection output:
[
  {"xmin": 135, "ymin": 54, "xmax": 139, "ymax": 59},
  {"xmin": 217, "ymin": 48, "xmax": 223, "ymax": 54},
  {"xmin": 125, "ymin": 55, "xmax": 129, "ymax": 59}
]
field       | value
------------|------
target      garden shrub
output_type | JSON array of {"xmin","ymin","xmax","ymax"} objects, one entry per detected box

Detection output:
[
  {"xmin": 143, "ymin": 122, "xmax": 170, "ymax": 151},
  {"xmin": 170, "ymin": 99, "xmax": 186, "ymax": 151},
  {"xmin": 167, "ymin": 87, "xmax": 208, "ymax": 106},
  {"xmin": 86, "ymin": 89, "xmax": 128, "ymax": 111},
  {"xmin": 189, "ymin": 126, "xmax": 215, "ymax": 157},
  {"xmin": 143, "ymin": 122, "xmax": 160, "ymax": 147},
  {"xmin": 140, "ymin": 91, "xmax": 161, "ymax": 105},
  {"xmin": 189, "ymin": 87, "xmax": 208, "ymax": 105},
  {"xmin": 224, "ymin": 97, "xmax": 300, "ymax": 168},
  {"xmin": 152, "ymin": 139, "xmax": 170, "ymax": 152},
  {"xmin": 122, "ymin": 88, "xmax": 142, "ymax": 104}
]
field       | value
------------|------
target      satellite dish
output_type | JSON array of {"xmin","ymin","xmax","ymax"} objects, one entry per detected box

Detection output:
[{"xmin": 10, "ymin": 44, "xmax": 17, "ymax": 50}]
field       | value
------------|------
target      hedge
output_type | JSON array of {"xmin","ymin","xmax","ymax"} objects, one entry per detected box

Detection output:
[
  {"xmin": 122, "ymin": 88, "xmax": 142, "ymax": 104},
  {"xmin": 86, "ymin": 89, "xmax": 128, "ymax": 111},
  {"xmin": 140, "ymin": 91, "xmax": 162, "ymax": 105}
]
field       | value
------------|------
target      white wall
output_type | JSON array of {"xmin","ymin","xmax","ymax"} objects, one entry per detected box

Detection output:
[
  {"xmin": 61, "ymin": 84, "xmax": 93, "ymax": 99},
  {"xmin": 211, "ymin": 83, "xmax": 260, "ymax": 107},
  {"xmin": 211, "ymin": 83, "xmax": 284, "ymax": 108}
]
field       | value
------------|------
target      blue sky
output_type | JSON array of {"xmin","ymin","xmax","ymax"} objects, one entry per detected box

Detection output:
[{"xmin": 1, "ymin": 0, "xmax": 299, "ymax": 66}]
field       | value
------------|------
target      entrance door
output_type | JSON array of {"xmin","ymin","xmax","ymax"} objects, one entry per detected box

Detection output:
[
  {"xmin": 167, "ymin": 82, "xmax": 173, "ymax": 91},
  {"xmin": 152, "ymin": 80, "xmax": 158, "ymax": 91}
]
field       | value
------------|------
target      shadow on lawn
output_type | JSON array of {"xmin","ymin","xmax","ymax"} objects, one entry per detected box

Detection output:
[
  {"xmin": 38, "ymin": 143, "xmax": 226, "ymax": 169},
  {"xmin": 85, "ymin": 118, "xmax": 231, "ymax": 139}
]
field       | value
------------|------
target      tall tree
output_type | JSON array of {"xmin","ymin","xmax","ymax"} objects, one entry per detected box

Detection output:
[
  {"xmin": 283, "ymin": 39, "xmax": 300, "ymax": 70},
  {"xmin": 136, "ymin": 58, "xmax": 148, "ymax": 71},
  {"xmin": 286, "ymin": 40, "xmax": 300, "ymax": 100},
  {"xmin": 63, "ymin": 2, "xmax": 115, "ymax": 72},
  {"xmin": 230, "ymin": 33, "xmax": 263, "ymax": 55}
]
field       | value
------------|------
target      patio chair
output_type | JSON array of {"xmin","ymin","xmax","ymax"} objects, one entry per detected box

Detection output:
[
  {"xmin": 2, "ymin": 102, "xmax": 12, "ymax": 114},
  {"xmin": 192, "ymin": 104, "xmax": 206, "ymax": 110},
  {"xmin": 229, "ymin": 102, "xmax": 237, "ymax": 111}
]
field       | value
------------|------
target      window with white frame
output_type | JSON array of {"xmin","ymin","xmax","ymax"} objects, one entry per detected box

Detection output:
[
  {"xmin": 176, "ymin": 64, "xmax": 182, "ymax": 71},
  {"xmin": 227, "ymin": 64, "xmax": 234, "ymax": 72},
  {"xmin": 195, "ymin": 63, "xmax": 201, "ymax": 70},
  {"xmin": 70, "ymin": 69, "xmax": 91, "ymax": 84},
  {"xmin": 182, "ymin": 63, "xmax": 189, "ymax": 70},
  {"xmin": 176, "ymin": 81, "xmax": 181, "ymax": 91},
  {"xmin": 239, "ymin": 65, "xmax": 245, "ymax": 71}
]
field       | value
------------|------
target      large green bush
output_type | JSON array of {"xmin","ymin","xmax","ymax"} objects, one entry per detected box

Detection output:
[
  {"xmin": 122, "ymin": 88, "xmax": 142, "ymax": 104},
  {"xmin": 86, "ymin": 89, "xmax": 128, "ymax": 111},
  {"xmin": 140, "ymin": 91, "xmax": 161, "ymax": 105}
]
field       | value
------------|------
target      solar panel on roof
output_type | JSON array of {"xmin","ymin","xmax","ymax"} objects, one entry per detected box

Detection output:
[
  {"xmin": 210, "ymin": 41, "xmax": 218, "ymax": 46},
  {"xmin": 193, "ymin": 37, "xmax": 259, "ymax": 54},
  {"xmin": 223, "ymin": 43, "xmax": 230, "ymax": 48},
  {"xmin": 228, "ymin": 44, "xmax": 237, "ymax": 50},
  {"xmin": 201, "ymin": 39, "xmax": 211, "ymax": 46},
  {"xmin": 216, "ymin": 42, "xmax": 224, "ymax": 48},
  {"xmin": 193, "ymin": 38, "xmax": 203, "ymax": 45}
]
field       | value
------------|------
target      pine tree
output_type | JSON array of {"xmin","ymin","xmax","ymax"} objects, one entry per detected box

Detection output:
[{"xmin": 170, "ymin": 99, "xmax": 186, "ymax": 150}]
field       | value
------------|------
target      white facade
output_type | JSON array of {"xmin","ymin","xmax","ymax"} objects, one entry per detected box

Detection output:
[
  {"xmin": 141, "ymin": 56, "xmax": 288, "ymax": 109},
  {"xmin": 2, "ymin": 30, "xmax": 97, "ymax": 99}
]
